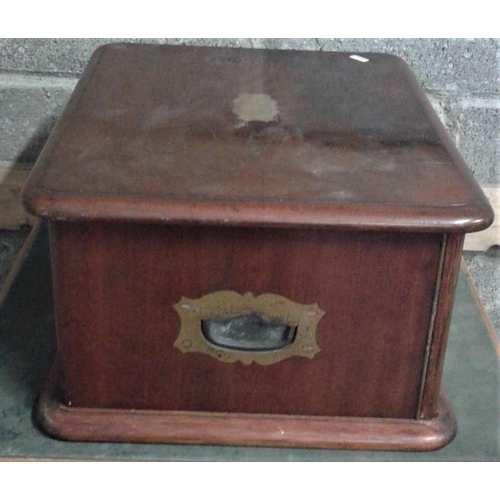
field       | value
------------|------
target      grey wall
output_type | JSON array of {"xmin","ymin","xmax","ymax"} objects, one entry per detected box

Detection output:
[{"xmin": 1, "ymin": 38, "xmax": 498, "ymax": 333}]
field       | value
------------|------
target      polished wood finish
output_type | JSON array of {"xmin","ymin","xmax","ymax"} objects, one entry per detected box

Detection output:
[
  {"xmin": 50, "ymin": 220, "xmax": 443, "ymax": 419},
  {"xmin": 20, "ymin": 44, "xmax": 494, "ymax": 449},
  {"xmin": 22, "ymin": 45, "xmax": 493, "ymax": 232},
  {"xmin": 38, "ymin": 357, "xmax": 457, "ymax": 451},
  {"xmin": 418, "ymin": 233, "xmax": 465, "ymax": 419}
]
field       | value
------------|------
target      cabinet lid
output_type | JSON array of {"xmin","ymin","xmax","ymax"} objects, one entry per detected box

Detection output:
[{"xmin": 22, "ymin": 43, "xmax": 493, "ymax": 232}]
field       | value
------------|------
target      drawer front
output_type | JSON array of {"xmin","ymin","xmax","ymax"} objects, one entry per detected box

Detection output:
[{"xmin": 50, "ymin": 221, "xmax": 446, "ymax": 419}]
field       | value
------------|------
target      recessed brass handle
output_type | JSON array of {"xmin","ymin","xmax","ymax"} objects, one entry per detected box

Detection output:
[
  {"xmin": 173, "ymin": 291, "xmax": 324, "ymax": 365},
  {"xmin": 201, "ymin": 314, "xmax": 297, "ymax": 352}
]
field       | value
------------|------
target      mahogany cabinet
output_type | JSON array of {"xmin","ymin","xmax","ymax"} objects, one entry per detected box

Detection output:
[{"xmin": 22, "ymin": 44, "xmax": 493, "ymax": 450}]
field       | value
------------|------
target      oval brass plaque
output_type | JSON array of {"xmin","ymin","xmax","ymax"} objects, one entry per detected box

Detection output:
[{"xmin": 173, "ymin": 291, "xmax": 324, "ymax": 365}]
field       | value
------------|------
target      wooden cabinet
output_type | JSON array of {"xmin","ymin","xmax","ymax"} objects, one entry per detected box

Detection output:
[{"xmin": 22, "ymin": 44, "xmax": 493, "ymax": 450}]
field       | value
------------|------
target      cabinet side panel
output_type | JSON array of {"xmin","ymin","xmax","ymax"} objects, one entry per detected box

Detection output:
[
  {"xmin": 50, "ymin": 221, "xmax": 443, "ymax": 419},
  {"xmin": 418, "ymin": 233, "xmax": 464, "ymax": 419}
]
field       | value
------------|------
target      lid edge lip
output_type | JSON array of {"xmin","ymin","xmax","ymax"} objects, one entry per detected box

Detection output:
[{"xmin": 20, "ymin": 186, "xmax": 494, "ymax": 234}]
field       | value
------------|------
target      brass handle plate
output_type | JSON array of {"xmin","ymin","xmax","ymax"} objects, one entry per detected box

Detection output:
[{"xmin": 173, "ymin": 291, "xmax": 324, "ymax": 365}]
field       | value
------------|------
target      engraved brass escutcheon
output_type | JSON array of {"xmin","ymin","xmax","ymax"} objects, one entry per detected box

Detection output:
[{"xmin": 173, "ymin": 291, "xmax": 324, "ymax": 365}]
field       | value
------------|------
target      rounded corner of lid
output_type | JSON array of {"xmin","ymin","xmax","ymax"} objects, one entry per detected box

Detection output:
[
  {"xmin": 85, "ymin": 42, "xmax": 126, "ymax": 68},
  {"xmin": 451, "ymin": 201, "xmax": 495, "ymax": 234},
  {"xmin": 469, "ymin": 206, "xmax": 495, "ymax": 233},
  {"xmin": 481, "ymin": 204, "xmax": 495, "ymax": 229},
  {"xmin": 92, "ymin": 41, "xmax": 121, "ymax": 56},
  {"xmin": 20, "ymin": 181, "xmax": 51, "ymax": 219},
  {"xmin": 368, "ymin": 52, "xmax": 410, "ymax": 67}
]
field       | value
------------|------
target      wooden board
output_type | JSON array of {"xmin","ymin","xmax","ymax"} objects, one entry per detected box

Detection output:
[
  {"xmin": 0, "ymin": 162, "xmax": 36, "ymax": 230},
  {"xmin": 464, "ymin": 186, "xmax": 500, "ymax": 251}
]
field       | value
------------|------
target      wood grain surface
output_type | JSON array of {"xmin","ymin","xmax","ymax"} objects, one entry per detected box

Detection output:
[
  {"xmin": 51, "ymin": 221, "xmax": 444, "ymax": 419},
  {"xmin": 418, "ymin": 233, "xmax": 464, "ymax": 419},
  {"xmin": 22, "ymin": 45, "xmax": 493, "ymax": 232},
  {"xmin": 38, "ymin": 356, "xmax": 457, "ymax": 451}
]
